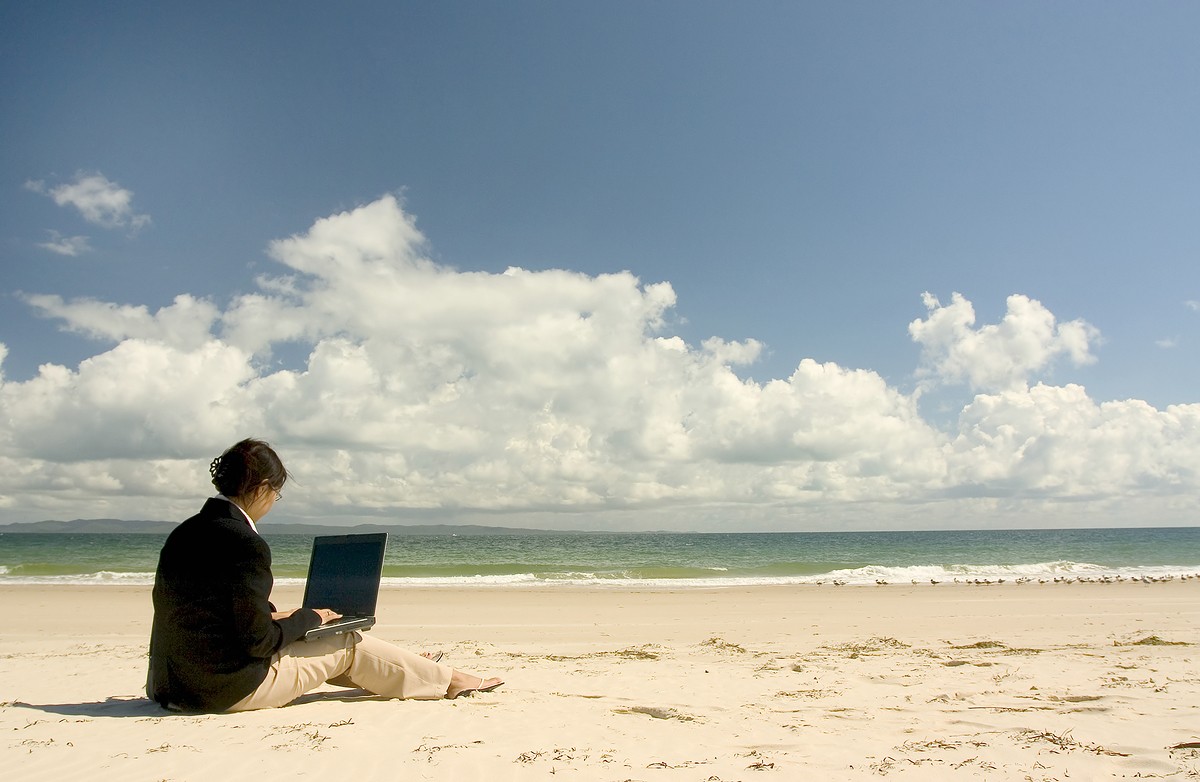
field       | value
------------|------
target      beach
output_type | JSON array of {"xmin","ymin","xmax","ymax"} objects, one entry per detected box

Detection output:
[{"xmin": 2, "ymin": 581, "xmax": 1199, "ymax": 780}]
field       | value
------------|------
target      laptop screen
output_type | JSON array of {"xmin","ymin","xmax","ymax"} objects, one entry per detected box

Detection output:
[{"xmin": 301, "ymin": 533, "xmax": 387, "ymax": 616}]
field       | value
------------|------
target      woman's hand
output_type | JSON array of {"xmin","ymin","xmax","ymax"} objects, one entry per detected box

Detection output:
[
  {"xmin": 272, "ymin": 607, "xmax": 342, "ymax": 624},
  {"xmin": 313, "ymin": 608, "xmax": 343, "ymax": 625}
]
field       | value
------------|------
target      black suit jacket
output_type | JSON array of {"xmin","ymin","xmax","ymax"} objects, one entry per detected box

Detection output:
[{"xmin": 146, "ymin": 498, "xmax": 320, "ymax": 711}]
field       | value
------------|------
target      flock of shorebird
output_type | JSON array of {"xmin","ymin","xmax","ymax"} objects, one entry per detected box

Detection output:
[{"xmin": 811, "ymin": 573, "xmax": 1199, "ymax": 587}]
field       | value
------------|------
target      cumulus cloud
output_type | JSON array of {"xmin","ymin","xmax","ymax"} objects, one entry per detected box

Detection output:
[
  {"xmin": 22, "ymin": 294, "xmax": 219, "ymax": 350},
  {"xmin": 0, "ymin": 195, "xmax": 1197, "ymax": 529},
  {"xmin": 909, "ymin": 292, "xmax": 1100, "ymax": 393},
  {"xmin": 945, "ymin": 384, "xmax": 1200, "ymax": 498},
  {"xmin": 0, "ymin": 339, "xmax": 255, "ymax": 463},
  {"xmin": 26, "ymin": 172, "xmax": 151, "ymax": 232},
  {"xmin": 36, "ymin": 230, "xmax": 92, "ymax": 257}
]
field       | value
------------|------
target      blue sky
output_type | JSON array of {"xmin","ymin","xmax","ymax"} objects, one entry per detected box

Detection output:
[{"xmin": 2, "ymin": 2, "xmax": 1198, "ymax": 530}]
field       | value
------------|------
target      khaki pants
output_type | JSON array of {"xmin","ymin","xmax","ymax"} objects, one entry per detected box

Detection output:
[{"xmin": 229, "ymin": 631, "xmax": 453, "ymax": 711}]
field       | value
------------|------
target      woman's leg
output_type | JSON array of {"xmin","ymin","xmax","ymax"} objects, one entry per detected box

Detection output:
[
  {"xmin": 340, "ymin": 637, "xmax": 500, "ymax": 699},
  {"xmin": 227, "ymin": 632, "xmax": 453, "ymax": 711},
  {"xmin": 330, "ymin": 633, "xmax": 452, "ymax": 700}
]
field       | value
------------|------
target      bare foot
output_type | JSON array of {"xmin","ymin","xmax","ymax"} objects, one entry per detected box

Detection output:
[{"xmin": 445, "ymin": 670, "xmax": 504, "ymax": 699}]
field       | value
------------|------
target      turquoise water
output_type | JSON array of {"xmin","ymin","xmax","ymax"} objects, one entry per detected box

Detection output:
[{"xmin": 2, "ymin": 527, "xmax": 1199, "ymax": 587}]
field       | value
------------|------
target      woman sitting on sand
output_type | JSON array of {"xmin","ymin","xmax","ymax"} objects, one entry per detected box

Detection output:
[{"xmin": 146, "ymin": 438, "xmax": 503, "ymax": 712}]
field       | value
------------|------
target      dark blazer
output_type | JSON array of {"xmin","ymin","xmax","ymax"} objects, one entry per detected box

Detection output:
[{"xmin": 147, "ymin": 498, "xmax": 320, "ymax": 711}]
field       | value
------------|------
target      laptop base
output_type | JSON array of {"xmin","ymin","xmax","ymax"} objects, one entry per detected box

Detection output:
[{"xmin": 304, "ymin": 616, "xmax": 376, "ymax": 641}]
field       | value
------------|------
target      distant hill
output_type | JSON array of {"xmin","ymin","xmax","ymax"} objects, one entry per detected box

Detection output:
[
  {"xmin": 0, "ymin": 519, "xmax": 178, "ymax": 534},
  {"xmin": 0, "ymin": 518, "xmax": 584, "ymax": 536}
]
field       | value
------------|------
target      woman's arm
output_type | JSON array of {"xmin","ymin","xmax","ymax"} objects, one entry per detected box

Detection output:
[
  {"xmin": 273, "ymin": 608, "xmax": 342, "ymax": 623},
  {"xmin": 229, "ymin": 535, "xmax": 320, "ymax": 656}
]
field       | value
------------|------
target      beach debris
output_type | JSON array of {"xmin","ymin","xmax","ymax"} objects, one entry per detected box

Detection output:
[
  {"xmin": 262, "ymin": 721, "xmax": 336, "ymax": 750},
  {"xmin": 940, "ymin": 640, "xmax": 1043, "ymax": 655},
  {"xmin": 869, "ymin": 755, "xmax": 899, "ymax": 774},
  {"xmin": 826, "ymin": 637, "xmax": 910, "ymax": 659},
  {"xmin": 514, "ymin": 747, "xmax": 598, "ymax": 765},
  {"xmin": 538, "ymin": 645, "xmax": 662, "ymax": 662},
  {"xmin": 1050, "ymin": 694, "xmax": 1103, "ymax": 703},
  {"xmin": 146, "ymin": 742, "xmax": 198, "ymax": 753},
  {"xmin": 1015, "ymin": 728, "xmax": 1130, "ymax": 757},
  {"xmin": 613, "ymin": 705, "xmax": 697, "ymax": 722},
  {"xmin": 606, "ymin": 646, "xmax": 662, "ymax": 660},
  {"xmin": 413, "ymin": 740, "xmax": 482, "ymax": 761},
  {"xmin": 741, "ymin": 749, "xmax": 775, "ymax": 770},
  {"xmin": 18, "ymin": 737, "xmax": 58, "ymax": 750},
  {"xmin": 776, "ymin": 688, "xmax": 839, "ymax": 699},
  {"xmin": 899, "ymin": 738, "xmax": 988, "ymax": 752},
  {"xmin": 700, "ymin": 637, "xmax": 748, "ymax": 654},
  {"xmin": 645, "ymin": 759, "xmax": 710, "ymax": 769},
  {"xmin": 1115, "ymin": 636, "xmax": 1189, "ymax": 647}
]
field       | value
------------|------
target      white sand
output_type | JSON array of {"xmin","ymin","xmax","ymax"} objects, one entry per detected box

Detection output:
[{"xmin": 2, "ymin": 581, "xmax": 1199, "ymax": 780}]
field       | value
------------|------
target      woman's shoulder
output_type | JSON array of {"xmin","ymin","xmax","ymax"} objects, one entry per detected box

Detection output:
[{"xmin": 170, "ymin": 500, "xmax": 262, "ymax": 544}]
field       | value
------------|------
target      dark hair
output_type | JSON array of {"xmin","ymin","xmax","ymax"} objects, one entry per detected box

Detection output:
[{"xmin": 209, "ymin": 438, "xmax": 289, "ymax": 498}]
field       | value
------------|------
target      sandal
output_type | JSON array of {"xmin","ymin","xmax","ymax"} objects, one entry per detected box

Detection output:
[{"xmin": 449, "ymin": 676, "xmax": 504, "ymax": 699}]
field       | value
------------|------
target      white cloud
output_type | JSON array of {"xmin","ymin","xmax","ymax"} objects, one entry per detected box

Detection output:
[
  {"xmin": 26, "ymin": 172, "xmax": 151, "ymax": 232},
  {"xmin": 36, "ymin": 230, "xmax": 92, "ymax": 256},
  {"xmin": 0, "ymin": 337, "xmax": 256, "ymax": 463},
  {"xmin": 909, "ymin": 292, "xmax": 1100, "ymax": 393},
  {"xmin": 22, "ymin": 294, "xmax": 219, "ymax": 350},
  {"xmin": 0, "ymin": 195, "xmax": 1197, "ymax": 530},
  {"xmin": 1187, "ymin": 300, "xmax": 1200, "ymax": 312},
  {"xmin": 946, "ymin": 384, "xmax": 1200, "ymax": 498},
  {"xmin": 1156, "ymin": 337, "xmax": 1179, "ymax": 349}
]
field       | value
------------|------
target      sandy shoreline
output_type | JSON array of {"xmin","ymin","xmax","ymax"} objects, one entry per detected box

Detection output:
[{"xmin": 3, "ymin": 582, "xmax": 1199, "ymax": 779}]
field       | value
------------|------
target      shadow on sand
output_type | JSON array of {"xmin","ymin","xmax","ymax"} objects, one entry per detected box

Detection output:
[
  {"xmin": 11, "ymin": 688, "xmax": 387, "ymax": 718},
  {"xmin": 11, "ymin": 695, "xmax": 164, "ymax": 718}
]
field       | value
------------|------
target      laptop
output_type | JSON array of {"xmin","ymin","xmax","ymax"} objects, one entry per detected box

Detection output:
[{"xmin": 300, "ymin": 532, "xmax": 387, "ymax": 641}]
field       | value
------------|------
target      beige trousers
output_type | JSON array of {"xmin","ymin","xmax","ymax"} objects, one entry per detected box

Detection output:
[{"xmin": 229, "ymin": 631, "xmax": 453, "ymax": 711}]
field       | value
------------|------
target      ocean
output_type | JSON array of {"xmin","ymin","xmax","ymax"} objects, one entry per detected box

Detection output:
[{"xmin": 1, "ymin": 527, "xmax": 1199, "ymax": 587}]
